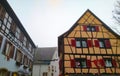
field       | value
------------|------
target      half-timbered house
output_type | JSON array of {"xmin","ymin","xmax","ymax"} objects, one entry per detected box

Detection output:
[
  {"xmin": 58, "ymin": 9, "xmax": 120, "ymax": 76},
  {"xmin": 0, "ymin": 0, "xmax": 36, "ymax": 76}
]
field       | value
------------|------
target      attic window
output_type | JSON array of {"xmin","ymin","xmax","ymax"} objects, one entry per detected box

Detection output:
[{"xmin": 83, "ymin": 26, "xmax": 99, "ymax": 32}]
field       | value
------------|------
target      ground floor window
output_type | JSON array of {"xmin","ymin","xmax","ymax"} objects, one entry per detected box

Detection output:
[
  {"xmin": 0, "ymin": 68, "xmax": 8, "ymax": 76},
  {"xmin": 43, "ymin": 72, "xmax": 47, "ymax": 76}
]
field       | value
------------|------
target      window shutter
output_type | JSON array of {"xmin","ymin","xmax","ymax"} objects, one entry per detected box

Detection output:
[
  {"xmin": 70, "ymin": 59, "xmax": 75, "ymax": 67},
  {"xmin": 9, "ymin": 45, "xmax": 14, "ymax": 58},
  {"xmin": 71, "ymin": 39, "xmax": 76, "ymax": 47},
  {"xmin": 87, "ymin": 60, "xmax": 91, "ymax": 68},
  {"xmin": 105, "ymin": 40, "xmax": 111, "ymax": 48},
  {"xmin": 11, "ymin": 21, "xmax": 16, "ymax": 32},
  {"xmin": 59, "ymin": 73, "xmax": 62, "ymax": 76},
  {"xmin": 59, "ymin": 59, "xmax": 62, "ymax": 70},
  {"xmin": 94, "ymin": 40, "xmax": 99, "ymax": 47},
  {"xmin": 0, "ymin": 9, "xmax": 5, "ymax": 20},
  {"xmin": 112, "ymin": 59, "xmax": 117, "ymax": 67},
  {"xmin": 99, "ymin": 59, "xmax": 105, "ymax": 67},
  {"xmin": 83, "ymin": 26, "xmax": 87, "ymax": 31},
  {"xmin": 19, "ymin": 33, "xmax": 24, "ymax": 42},
  {"xmin": 95, "ymin": 26, "xmax": 99, "ymax": 32},
  {"xmin": 93, "ymin": 60, "xmax": 99, "ymax": 68},
  {"xmin": 87, "ymin": 40, "xmax": 92, "ymax": 47}
]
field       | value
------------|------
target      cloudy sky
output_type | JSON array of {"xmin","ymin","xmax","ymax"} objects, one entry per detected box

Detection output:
[{"xmin": 7, "ymin": 0, "xmax": 117, "ymax": 47}]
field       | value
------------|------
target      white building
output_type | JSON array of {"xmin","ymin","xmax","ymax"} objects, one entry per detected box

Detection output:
[
  {"xmin": 32, "ymin": 47, "xmax": 59, "ymax": 76},
  {"xmin": 0, "ymin": 0, "xmax": 36, "ymax": 76}
]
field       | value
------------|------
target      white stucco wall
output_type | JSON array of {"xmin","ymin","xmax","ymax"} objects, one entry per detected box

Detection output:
[
  {"xmin": 49, "ymin": 48, "xmax": 59, "ymax": 76},
  {"xmin": 32, "ymin": 64, "xmax": 49, "ymax": 76},
  {"xmin": 32, "ymin": 48, "xmax": 59, "ymax": 76},
  {"xmin": 0, "ymin": 36, "xmax": 19, "ymax": 72},
  {"xmin": 0, "ymin": 53, "xmax": 18, "ymax": 71},
  {"xmin": 0, "ymin": 33, "xmax": 33, "ymax": 75}
]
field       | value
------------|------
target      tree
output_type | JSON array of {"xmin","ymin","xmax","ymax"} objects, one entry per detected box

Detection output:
[
  {"xmin": 112, "ymin": 0, "xmax": 120, "ymax": 34},
  {"xmin": 113, "ymin": 0, "xmax": 120, "ymax": 24}
]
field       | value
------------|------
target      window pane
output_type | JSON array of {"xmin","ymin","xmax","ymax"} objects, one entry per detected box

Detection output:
[
  {"xmin": 3, "ymin": 18, "xmax": 7, "ymax": 25},
  {"xmin": 81, "ymin": 61, "xmax": 86, "ymax": 68},
  {"xmin": 5, "ymin": 12, "xmax": 8, "ymax": 18},
  {"xmin": 7, "ymin": 22, "xmax": 10, "ymax": 29},
  {"xmin": 105, "ymin": 40, "xmax": 111, "ymax": 48},
  {"xmin": 8, "ymin": 17, "xmax": 12, "ymax": 23},
  {"xmin": 82, "ymin": 41, "xmax": 87, "ymax": 47},
  {"xmin": 105, "ymin": 60, "xmax": 112, "ymax": 67},
  {"xmin": 99, "ymin": 41, "xmax": 104, "ymax": 48},
  {"xmin": 87, "ymin": 27, "xmax": 90, "ymax": 31},
  {"xmin": 75, "ymin": 61, "xmax": 80, "ymax": 67},
  {"xmin": 91, "ymin": 27, "xmax": 95, "ymax": 31},
  {"xmin": 76, "ymin": 41, "xmax": 81, "ymax": 47}
]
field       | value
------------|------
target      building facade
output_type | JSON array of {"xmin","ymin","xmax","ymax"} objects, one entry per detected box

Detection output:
[
  {"xmin": 0, "ymin": 0, "xmax": 36, "ymax": 76},
  {"xmin": 50, "ymin": 47, "xmax": 59, "ymax": 76},
  {"xmin": 32, "ymin": 47, "xmax": 59, "ymax": 76},
  {"xmin": 58, "ymin": 10, "xmax": 120, "ymax": 76}
]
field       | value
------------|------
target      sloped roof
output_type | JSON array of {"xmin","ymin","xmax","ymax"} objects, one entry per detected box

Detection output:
[
  {"xmin": 58, "ymin": 9, "xmax": 120, "ymax": 38},
  {"xmin": 34, "ymin": 47, "xmax": 57, "ymax": 64}
]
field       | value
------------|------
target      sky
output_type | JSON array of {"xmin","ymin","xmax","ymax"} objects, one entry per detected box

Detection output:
[{"xmin": 7, "ymin": 0, "xmax": 118, "ymax": 47}]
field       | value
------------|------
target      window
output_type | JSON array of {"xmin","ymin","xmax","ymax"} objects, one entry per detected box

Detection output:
[
  {"xmin": 15, "ymin": 50, "xmax": 22, "ymax": 63},
  {"xmin": 19, "ymin": 32, "xmax": 24, "ymax": 42},
  {"xmin": 76, "ymin": 38, "xmax": 87, "ymax": 48},
  {"xmin": 43, "ymin": 72, "xmax": 47, "ymax": 76},
  {"xmin": 0, "ymin": 6, "xmax": 6, "ymax": 20},
  {"xmin": 15, "ymin": 27, "xmax": 20, "ymax": 39},
  {"xmin": 94, "ymin": 39, "xmax": 111, "ymax": 48},
  {"xmin": 29, "ymin": 44, "xmax": 32, "ymax": 52},
  {"xmin": 3, "ymin": 18, "xmax": 7, "ymax": 25},
  {"xmin": 51, "ymin": 73, "xmax": 54, "ymax": 76},
  {"xmin": 23, "ymin": 55, "xmax": 28, "ymax": 66},
  {"xmin": 87, "ymin": 26, "xmax": 96, "ymax": 31},
  {"xmin": 75, "ymin": 58, "xmax": 87, "ymax": 68},
  {"xmin": 10, "ymin": 21, "xmax": 16, "ymax": 34},
  {"xmin": 104, "ymin": 59, "xmax": 117, "ymax": 68},
  {"xmin": 6, "ymin": 22, "xmax": 10, "ymax": 29},
  {"xmin": 0, "ymin": 69, "xmax": 8, "ymax": 76},
  {"xmin": 76, "ymin": 40, "xmax": 81, "ymax": 47},
  {"xmin": 71, "ymin": 38, "xmax": 93, "ymax": 48},
  {"xmin": 99, "ymin": 40, "xmax": 104, "ymax": 48},
  {"xmin": 2, "ymin": 40, "xmax": 15, "ymax": 59},
  {"xmin": 82, "ymin": 40, "xmax": 87, "ymax": 47},
  {"xmin": 8, "ymin": 16, "xmax": 12, "ymax": 23},
  {"xmin": 105, "ymin": 59, "xmax": 112, "ymax": 67},
  {"xmin": 70, "ymin": 59, "xmax": 91, "ymax": 68},
  {"xmin": 26, "ymin": 41, "xmax": 29, "ymax": 49},
  {"xmin": 99, "ymin": 39, "xmax": 111, "ymax": 48},
  {"xmin": 29, "ymin": 60, "xmax": 32, "ymax": 68},
  {"xmin": 83, "ymin": 26, "xmax": 99, "ymax": 32},
  {"xmin": 23, "ymin": 37, "xmax": 27, "ymax": 46}
]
